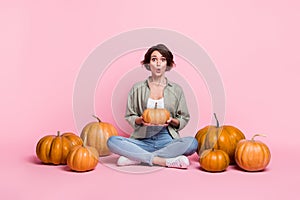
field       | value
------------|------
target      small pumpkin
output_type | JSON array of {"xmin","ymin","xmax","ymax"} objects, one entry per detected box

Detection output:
[
  {"xmin": 67, "ymin": 137, "xmax": 99, "ymax": 172},
  {"xmin": 195, "ymin": 113, "xmax": 245, "ymax": 164},
  {"xmin": 80, "ymin": 115, "xmax": 118, "ymax": 156},
  {"xmin": 235, "ymin": 134, "xmax": 271, "ymax": 172},
  {"xmin": 142, "ymin": 102, "xmax": 170, "ymax": 125},
  {"xmin": 199, "ymin": 148, "xmax": 230, "ymax": 172},
  {"xmin": 36, "ymin": 131, "xmax": 83, "ymax": 165}
]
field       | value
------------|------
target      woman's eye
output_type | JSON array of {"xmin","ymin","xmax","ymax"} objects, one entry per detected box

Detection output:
[
  {"xmin": 151, "ymin": 58, "xmax": 157, "ymax": 62},
  {"xmin": 161, "ymin": 58, "xmax": 166, "ymax": 62}
]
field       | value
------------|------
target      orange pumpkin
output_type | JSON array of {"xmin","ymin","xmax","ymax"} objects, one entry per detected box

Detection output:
[
  {"xmin": 67, "ymin": 139, "xmax": 99, "ymax": 172},
  {"xmin": 199, "ymin": 148, "xmax": 230, "ymax": 172},
  {"xmin": 195, "ymin": 113, "xmax": 245, "ymax": 164},
  {"xmin": 235, "ymin": 134, "xmax": 271, "ymax": 172},
  {"xmin": 36, "ymin": 131, "xmax": 83, "ymax": 165},
  {"xmin": 142, "ymin": 102, "xmax": 170, "ymax": 125},
  {"xmin": 80, "ymin": 115, "xmax": 118, "ymax": 156}
]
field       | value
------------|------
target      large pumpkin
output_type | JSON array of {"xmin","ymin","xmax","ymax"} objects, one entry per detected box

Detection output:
[
  {"xmin": 199, "ymin": 148, "xmax": 230, "ymax": 172},
  {"xmin": 36, "ymin": 131, "xmax": 83, "ymax": 165},
  {"xmin": 142, "ymin": 102, "xmax": 170, "ymax": 125},
  {"xmin": 235, "ymin": 134, "xmax": 271, "ymax": 171},
  {"xmin": 80, "ymin": 115, "xmax": 118, "ymax": 156},
  {"xmin": 195, "ymin": 113, "xmax": 245, "ymax": 164},
  {"xmin": 67, "ymin": 139, "xmax": 99, "ymax": 172}
]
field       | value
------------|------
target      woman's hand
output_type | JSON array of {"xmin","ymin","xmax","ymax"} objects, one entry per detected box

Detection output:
[
  {"xmin": 135, "ymin": 116, "xmax": 144, "ymax": 126},
  {"xmin": 166, "ymin": 117, "xmax": 180, "ymax": 128},
  {"xmin": 135, "ymin": 116, "xmax": 167, "ymax": 127},
  {"xmin": 146, "ymin": 117, "xmax": 180, "ymax": 127},
  {"xmin": 136, "ymin": 116, "xmax": 180, "ymax": 127},
  {"xmin": 141, "ymin": 117, "xmax": 160, "ymax": 126},
  {"xmin": 135, "ymin": 116, "xmax": 155, "ymax": 126}
]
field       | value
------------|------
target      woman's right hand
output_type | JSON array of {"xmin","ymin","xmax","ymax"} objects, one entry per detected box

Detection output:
[
  {"xmin": 135, "ymin": 116, "xmax": 144, "ymax": 126},
  {"xmin": 136, "ymin": 116, "xmax": 168, "ymax": 127},
  {"xmin": 135, "ymin": 116, "xmax": 161, "ymax": 126}
]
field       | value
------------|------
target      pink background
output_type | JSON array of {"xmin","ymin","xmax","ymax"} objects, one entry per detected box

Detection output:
[{"xmin": 1, "ymin": 0, "xmax": 299, "ymax": 199}]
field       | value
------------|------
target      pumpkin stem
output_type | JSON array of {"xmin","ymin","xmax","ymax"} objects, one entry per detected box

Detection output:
[
  {"xmin": 154, "ymin": 102, "xmax": 158, "ymax": 109},
  {"xmin": 251, "ymin": 134, "xmax": 267, "ymax": 141},
  {"xmin": 57, "ymin": 131, "xmax": 61, "ymax": 136},
  {"xmin": 213, "ymin": 113, "xmax": 219, "ymax": 127},
  {"xmin": 92, "ymin": 115, "xmax": 101, "ymax": 122}
]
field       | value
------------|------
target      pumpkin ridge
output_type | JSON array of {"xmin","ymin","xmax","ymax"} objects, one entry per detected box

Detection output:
[
  {"xmin": 60, "ymin": 137, "xmax": 68, "ymax": 164},
  {"xmin": 46, "ymin": 137, "xmax": 55, "ymax": 163},
  {"xmin": 223, "ymin": 150, "xmax": 230, "ymax": 166},
  {"xmin": 37, "ymin": 136, "xmax": 49, "ymax": 163},
  {"xmin": 46, "ymin": 137, "xmax": 55, "ymax": 164},
  {"xmin": 46, "ymin": 136, "xmax": 55, "ymax": 163},
  {"xmin": 257, "ymin": 144, "xmax": 265, "ymax": 166},
  {"xmin": 52, "ymin": 136, "xmax": 63, "ymax": 164},
  {"xmin": 258, "ymin": 142, "xmax": 269, "ymax": 168},
  {"xmin": 236, "ymin": 141, "xmax": 246, "ymax": 166}
]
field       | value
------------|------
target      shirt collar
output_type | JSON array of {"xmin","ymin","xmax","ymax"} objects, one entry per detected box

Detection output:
[{"xmin": 144, "ymin": 77, "xmax": 173, "ymax": 87}]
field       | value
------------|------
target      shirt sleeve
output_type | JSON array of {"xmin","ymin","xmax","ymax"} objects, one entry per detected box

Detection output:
[
  {"xmin": 174, "ymin": 88, "xmax": 190, "ymax": 131},
  {"xmin": 124, "ymin": 86, "xmax": 141, "ymax": 129}
]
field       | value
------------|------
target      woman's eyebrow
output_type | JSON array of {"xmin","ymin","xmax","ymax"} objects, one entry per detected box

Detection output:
[{"xmin": 151, "ymin": 55, "xmax": 165, "ymax": 58}]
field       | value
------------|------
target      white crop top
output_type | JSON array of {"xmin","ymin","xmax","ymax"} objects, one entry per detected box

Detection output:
[{"xmin": 147, "ymin": 98, "xmax": 164, "ymax": 109}]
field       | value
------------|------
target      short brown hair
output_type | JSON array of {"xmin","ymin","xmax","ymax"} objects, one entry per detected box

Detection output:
[{"xmin": 141, "ymin": 44, "xmax": 175, "ymax": 71}]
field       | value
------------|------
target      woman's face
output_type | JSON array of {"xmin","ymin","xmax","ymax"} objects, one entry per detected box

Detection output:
[{"xmin": 149, "ymin": 50, "xmax": 167, "ymax": 77}]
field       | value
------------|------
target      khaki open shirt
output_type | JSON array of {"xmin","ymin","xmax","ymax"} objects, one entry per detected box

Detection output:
[{"xmin": 125, "ymin": 78, "xmax": 190, "ymax": 139}]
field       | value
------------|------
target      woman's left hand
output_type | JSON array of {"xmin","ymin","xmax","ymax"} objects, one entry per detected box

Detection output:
[
  {"xmin": 142, "ymin": 117, "xmax": 179, "ymax": 127},
  {"xmin": 166, "ymin": 117, "xmax": 180, "ymax": 128}
]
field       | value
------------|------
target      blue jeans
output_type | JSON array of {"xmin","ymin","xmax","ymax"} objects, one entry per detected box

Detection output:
[{"xmin": 107, "ymin": 127, "xmax": 198, "ymax": 165}]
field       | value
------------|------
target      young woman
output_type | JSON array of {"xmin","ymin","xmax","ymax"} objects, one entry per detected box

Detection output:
[{"xmin": 107, "ymin": 44, "xmax": 198, "ymax": 169}]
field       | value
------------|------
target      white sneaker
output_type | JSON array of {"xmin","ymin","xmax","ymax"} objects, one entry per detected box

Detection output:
[
  {"xmin": 117, "ymin": 156, "xmax": 141, "ymax": 166},
  {"xmin": 165, "ymin": 155, "xmax": 190, "ymax": 169}
]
